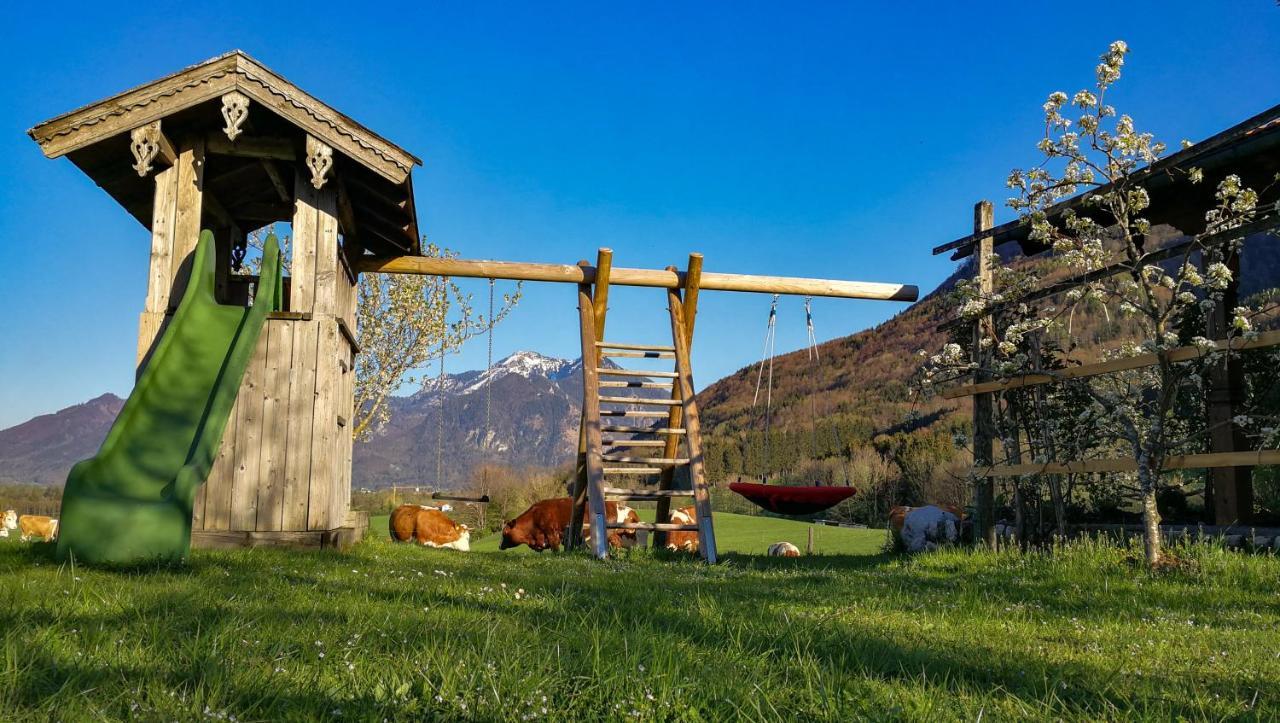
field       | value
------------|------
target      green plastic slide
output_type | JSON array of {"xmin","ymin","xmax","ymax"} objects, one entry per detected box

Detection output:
[{"xmin": 57, "ymin": 230, "xmax": 282, "ymax": 565}]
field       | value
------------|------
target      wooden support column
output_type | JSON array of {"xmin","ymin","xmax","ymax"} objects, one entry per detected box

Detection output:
[
  {"xmin": 972, "ymin": 201, "xmax": 997, "ymax": 548},
  {"xmin": 1204, "ymin": 250, "xmax": 1253, "ymax": 524},
  {"xmin": 310, "ymin": 170, "xmax": 342, "ymax": 532},
  {"xmin": 137, "ymin": 163, "xmax": 180, "ymax": 372},
  {"xmin": 655, "ymin": 253, "xmax": 702, "ymax": 548},
  {"xmin": 568, "ymin": 249, "xmax": 612, "ymax": 549},
  {"xmin": 576, "ymin": 282, "xmax": 609, "ymax": 559},
  {"xmin": 167, "ymin": 136, "xmax": 206, "ymax": 313}
]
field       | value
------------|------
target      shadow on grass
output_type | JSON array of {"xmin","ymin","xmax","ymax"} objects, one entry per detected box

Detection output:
[{"xmin": 2, "ymin": 539, "xmax": 1276, "ymax": 719}]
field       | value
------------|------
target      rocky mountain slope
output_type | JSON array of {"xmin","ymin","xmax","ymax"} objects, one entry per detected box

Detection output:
[{"xmin": 0, "ymin": 394, "xmax": 124, "ymax": 485}]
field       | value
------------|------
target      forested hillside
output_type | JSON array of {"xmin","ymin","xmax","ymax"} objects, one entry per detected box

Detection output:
[{"xmin": 696, "ymin": 228, "xmax": 1280, "ymax": 524}]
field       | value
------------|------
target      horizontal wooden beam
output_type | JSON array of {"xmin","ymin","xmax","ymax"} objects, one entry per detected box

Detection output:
[
  {"xmin": 943, "ymin": 329, "xmax": 1280, "ymax": 399},
  {"xmin": 976, "ymin": 449, "xmax": 1280, "ymax": 477},
  {"xmin": 938, "ymin": 208, "xmax": 1280, "ymax": 332},
  {"xmin": 206, "ymin": 133, "xmax": 295, "ymax": 161},
  {"xmin": 353, "ymin": 255, "xmax": 918, "ymax": 301}
]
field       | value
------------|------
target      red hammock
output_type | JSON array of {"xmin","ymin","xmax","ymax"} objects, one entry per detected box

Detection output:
[{"xmin": 729, "ymin": 482, "xmax": 856, "ymax": 516}]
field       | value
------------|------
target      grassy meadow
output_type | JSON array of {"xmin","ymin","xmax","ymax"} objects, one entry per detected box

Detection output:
[{"xmin": 2, "ymin": 514, "xmax": 1279, "ymax": 721}]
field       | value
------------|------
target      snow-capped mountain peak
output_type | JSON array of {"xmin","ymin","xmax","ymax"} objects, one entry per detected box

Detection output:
[{"xmin": 492, "ymin": 351, "xmax": 575, "ymax": 380}]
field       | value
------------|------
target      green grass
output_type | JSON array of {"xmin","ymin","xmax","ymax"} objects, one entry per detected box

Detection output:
[{"xmin": 2, "ymin": 518, "xmax": 1279, "ymax": 721}]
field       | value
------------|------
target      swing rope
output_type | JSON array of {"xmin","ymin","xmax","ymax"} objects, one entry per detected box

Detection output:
[
  {"xmin": 435, "ymin": 276, "xmax": 451, "ymax": 487},
  {"xmin": 484, "ymin": 278, "xmax": 495, "ymax": 445},
  {"xmin": 752, "ymin": 294, "xmax": 779, "ymax": 480},
  {"xmin": 730, "ymin": 294, "xmax": 857, "ymax": 514},
  {"xmin": 805, "ymin": 296, "xmax": 827, "ymax": 476},
  {"xmin": 435, "ymin": 338, "xmax": 446, "ymax": 486}
]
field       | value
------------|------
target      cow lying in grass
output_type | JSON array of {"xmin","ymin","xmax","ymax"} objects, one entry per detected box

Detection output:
[
  {"xmin": 1, "ymin": 510, "xmax": 16, "ymax": 538},
  {"xmin": 16, "ymin": 515, "xmax": 59, "ymax": 543},
  {"xmin": 664, "ymin": 506, "xmax": 700, "ymax": 553},
  {"xmin": 889, "ymin": 505, "xmax": 964, "ymax": 552},
  {"xmin": 768, "ymin": 542, "xmax": 801, "ymax": 557},
  {"xmin": 500, "ymin": 497, "xmax": 638, "ymax": 552},
  {"xmin": 389, "ymin": 505, "xmax": 471, "ymax": 551}
]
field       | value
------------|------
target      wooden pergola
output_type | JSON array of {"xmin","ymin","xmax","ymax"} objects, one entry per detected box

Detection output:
[{"xmin": 933, "ymin": 102, "xmax": 1280, "ymax": 542}]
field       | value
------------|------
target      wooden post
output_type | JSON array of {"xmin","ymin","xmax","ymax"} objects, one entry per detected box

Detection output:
[
  {"xmin": 137, "ymin": 163, "xmax": 180, "ymax": 372},
  {"xmin": 576, "ymin": 284, "xmax": 609, "ymax": 559},
  {"xmin": 655, "ymin": 254, "xmax": 703, "ymax": 548},
  {"xmin": 667, "ymin": 287, "xmax": 716, "ymax": 563},
  {"xmin": 568, "ymin": 250, "xmax": 611, "ymax": 549},
  {"xmin": 1204, "ymin": 250, "xmax": 1253, "ymax": 524},
  {"xmin": 167, "ymin": 136, "xmax": 206, "ymax": 313},
  {"xmin": 972, "ymin": 201, "xmax": 997, "ymax": 549},
  {"xmin": 807, "ymin": 526, "xmax": 815, "ymax": 555}
]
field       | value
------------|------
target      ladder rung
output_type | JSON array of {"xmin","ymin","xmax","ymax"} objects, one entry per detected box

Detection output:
[
  {"xmin": 601, "ymin": 456, "xmax": 689, "ymax": 465},
  {"xmin": 601, "ymin": 426, "xmax": 686, "ymax": 434},
  {"xmin": 607, "ymin": 522, "xmax": 699, "ymax": 532},
  {"xmin": 602, "ymin": 439, "xmax": 669, "ymax": 447},
  {"xmin": 604, "ymin": 467, "xmax": 664, "ymax": 475},
  {"xmin": 600, "ymin": 350, "xmax": 675, "ymax": 359},
  {"xmin": 596, "ymin": 341, "xmax": 675, "ymax": 352},
  {"xmin": 599, "ymin": 410, "xmax": 669, "ymax": 418},
  {"xmin": 602, "ymin": 487, "xmax": 692, "ymax": 497},
  {"xmin": 597, "ymin": 369, "xmax": 678, "ymax": 378},
  {"xmin": 599, "ymin": 396, "xmax": 681, "ymax": 406},
  {"xmin": 600, "ymin": 380, "xmax": 674, "ymax": 389}
]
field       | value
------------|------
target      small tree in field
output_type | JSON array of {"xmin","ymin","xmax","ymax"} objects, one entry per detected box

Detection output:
[{"xmin": 926, "ymin": 41, "xmax": 1275, "ymax": 566}]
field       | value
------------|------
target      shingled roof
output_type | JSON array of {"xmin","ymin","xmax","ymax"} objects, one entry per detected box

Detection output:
[{"xmin": 28, "ymin": 50, "xmax": 423, "ymax": 255}]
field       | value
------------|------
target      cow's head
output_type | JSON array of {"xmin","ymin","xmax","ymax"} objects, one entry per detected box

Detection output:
[
  {"xmin": 498, "ymin": 520, "xmax": 518, "ymax": 550},
  {"xmin": 1, "ymin": 510, "xmax": 15, "ymax": 530}
]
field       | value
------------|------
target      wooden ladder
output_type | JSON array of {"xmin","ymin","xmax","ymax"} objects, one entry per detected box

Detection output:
[{"xmin": 567, "ymin": 251, "xmax": 718, "ymax": 563}]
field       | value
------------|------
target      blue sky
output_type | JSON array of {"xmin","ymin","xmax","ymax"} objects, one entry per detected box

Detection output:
[{"xmin": 1, "ymin": 2, "xmax": 1277, "ymax": 428}]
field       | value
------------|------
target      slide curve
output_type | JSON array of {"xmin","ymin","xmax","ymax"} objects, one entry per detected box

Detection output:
[{"xmin": 57, "ymin": 230, "xmax": 282, "ymax": 565}]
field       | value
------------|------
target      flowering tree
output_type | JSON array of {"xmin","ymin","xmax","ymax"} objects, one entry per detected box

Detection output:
[
  {"xmin": 925, "ymin": 41, "xmax": 1277, "ymax": 565},
  {"xmin": 353, "ymin": 244, "xmax": 520, "ymax": 440}
]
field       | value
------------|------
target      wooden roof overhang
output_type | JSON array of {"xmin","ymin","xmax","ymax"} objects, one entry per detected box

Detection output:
[
  {"xmin": 934, "ymin": 102, "xmax": 1280, "ymax": 261},
  {"xmin": 28, "ymin": 50, "xmax": 423, "ymax": 256}
]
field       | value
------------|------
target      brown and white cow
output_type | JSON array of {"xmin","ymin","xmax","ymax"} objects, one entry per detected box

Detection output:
[
  {"xmin": 1, "ymin": 510, "xmax": 16, "ymax": 538},
  {"xmin": 767, "ymin": 541, "xmax": 801, "ymax": 557},
  {"xmin": 888, "ymin": 505, "xmax": 964, "ymax": 552},
  {"xmin": 499, "ymin": 497, "xmax": 638, "ymax": 552},
  {"xmin": 17, "ymin": 515, "xmax": 58, "ymax": 543},
  {"xmin": 888, "ymin": 505, "xmax": 964, "ymax": 534},
  {"xmin": 389, "ymin": 505, "xmax": 471, "ymax": 551},
  {"xmin": 663, "ymin": 506, "xmax": 700, "ymax": 553}
]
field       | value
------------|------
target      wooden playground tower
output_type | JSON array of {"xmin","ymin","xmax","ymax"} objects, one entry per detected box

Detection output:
[{"xmin": 30, "ymin": 51, "xmax": 917, "ymax": 555}]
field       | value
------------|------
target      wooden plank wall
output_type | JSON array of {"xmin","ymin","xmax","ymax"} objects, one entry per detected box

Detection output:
[{"xmin": 194, "ymin": 162, "xmax": 357, "ymax": 536}]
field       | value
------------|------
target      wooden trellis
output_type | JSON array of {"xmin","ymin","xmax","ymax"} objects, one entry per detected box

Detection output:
[{"xmin": 933, "ymin": 102, "xmax": 1280, "ymax": 535}]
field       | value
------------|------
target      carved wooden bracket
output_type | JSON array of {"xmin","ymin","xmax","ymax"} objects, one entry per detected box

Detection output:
[
  {"xmin": 306, "ymin": 135, "xmax": 334, "ymax": 189},
  {"xmin": 130, "ymin": 121, "xmax": 166, "ymax": 176},
  {"xmin": 220, "ymin": 91, "xmax": 250, "ymax": 141}
]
